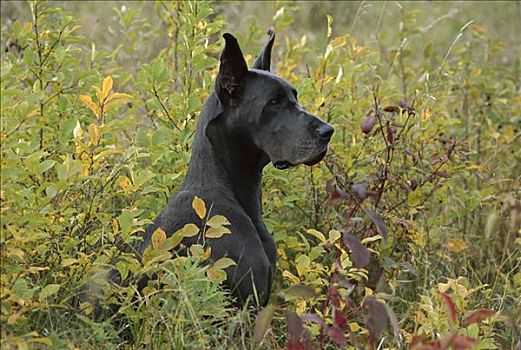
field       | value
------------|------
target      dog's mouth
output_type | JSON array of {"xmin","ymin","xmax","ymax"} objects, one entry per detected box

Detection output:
[
  {"xmin": 304, "ymin": 148, "xmax": 328, "ymax": 166},
  {"xmin": 273, "ymin": 160, "xmax": 292, "ymax": 170},
  {"xmin": 273, "ymin": 147, "xmax": 328, "ymax": 170}
]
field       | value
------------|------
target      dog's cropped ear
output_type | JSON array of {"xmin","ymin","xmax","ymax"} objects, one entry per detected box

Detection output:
[
  {"xmin": 217, "ymin": 33, "xmax": 248, "ymax": 104},
  {"xmin": 252, "ymin": 28, "xmax": 275, "ymax": 72}
]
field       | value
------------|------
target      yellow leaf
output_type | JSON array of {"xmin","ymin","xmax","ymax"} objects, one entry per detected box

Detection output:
[
  {"xmin": 205, "ymin": 226, "xmax": 231, "ymax": 238},
  {"xmin": 164, "ymin": 234, "xmax": 183, "ymax": 251},
  {"xmin": 328, "ymin": 229, "xmax": 342, "ymax": 243},
  {"xmin": 447, "ymin": 238, "xmax": 468, "ymax": 253},
  {"xmin": 189, "ymin": 244, "xmax": 204, "ymax": 257},
  {"xmin": 80, "ymin": 301, "xmax": 93, "ymax": 315},
  {"xmin": 175, "ymin": 223, "xmax": 200, "ymax": 238},
  {"xmin": 192, "ymin": 196, "xmax": 206, "ymax": 219},
  {"xmin": 142, "ymin": 246, "xmax": 154, "ymax": 264},
  {"xmin": 348, "ymin": 322, "xmax": 361, "ymax": 332},
  {"xmin": 7, "ymin": 310, "xmax": 23, "ymax": 325},
  {"xmin": 88, "ymin": 123, "xmax": 100, "ymax": 145},
  {"xmin": 73, "ymin": 120, "xmax": 83, "ymax": 139},
  {"xmin": 107, "ymin": 92, "xmax": 133, "ymax": 102},
  {"xmin": 213, "ymin": 257, "xmax": 236, "ymax": 270},
  {"xmin": 118, "ymin": 176, "xmax": 132, "ymax": 196},
  {"xmin": 151, "ymin": 227, "xmax": 167, "ymax": 250},
  {"xmin": 31, "ymin": 337, "xmax": 52, "ymax": 345},
  {"xmin": 206, "ymin": 266, "xmax": 227, "ymax": 283},
  {"xmin": 104, "ymin": 92, "xmax": 134, "ymax": 113},
  {"xmin": 61, "ymin": 258, "xmax": 77, "ymax": 267},
  {"xmin": 306, "ymin": 228, "xmax": 326, "ymax": 243},
  {"xmin": 206, "ymin": 215, "xmax": 230, "ymax": 228},
  {"xmin": 79, "ymin": 95, "xmax": 100, "ymax": 119},
  {"xmin": 27, "ymin": 108, "xmax": 39, "ymax": 118},
  {"xmin": 101, "ymin": 76, "xmax": 113, "ymax": 102},
  {"xmin": 282, "ymin": 270, "xmax": 300, "ymax": 283},
  {"xmin": 111, "ymin": 218, "xmax": 120, "ymax": 233},
  {"xmin": 92, "ymin": 85, "xmax": 102, "ymax": 102}
]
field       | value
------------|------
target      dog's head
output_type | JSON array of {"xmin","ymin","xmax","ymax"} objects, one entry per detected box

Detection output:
[{"xmin": 213, "ymin": 30, "xmax": 334, "ymax": 169}]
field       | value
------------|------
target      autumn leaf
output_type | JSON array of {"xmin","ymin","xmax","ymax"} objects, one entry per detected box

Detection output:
[
  {"xmin": 151, "ymin": 227, "xmax": 166, "ymax": 250},
  {"xmin": 88, "ymin": 123, "xmax": 100, "ymax": 145},
  {"xmin": 364, "ymin": 297, "xmax": 389, "ymax": 345},
  {"xmin": 175, "ymin": 223, "xmax": 200, "ymax": 238},
  {"xmin": 213, "ymin": 257, "xmax": 236, "ymax": 270},
  {"xmin": 206, "ymin": 266, "xmax": 227, "ymax": 283},
  {"xmin": 192, "ymin": 196, "xmax": 206, "ymax": 219},
  {"xmin": 92, "ymin": 85, "xmax": 102, "ymax": 102},
  {"xmin": 118, "ymin": 176, "xmax": 132, "ymax": 196},
  {"xmin": 101, "ymin": 76, "xmax": 113, "ymax": 102},
  {"xmin": 255, "ymin": 304, "xmax": 275, "ymax": 343},
  {"xmin": 206, "ymin": 215, "xmax": 230, "ymax": 228},
  {"xmin": 104, "ymin": 92, "xmax": 134, "ymax": 113},
  {"xmin": 306, "ymin": 228, "xmax": 326, "ymax": 243},
  {"xmin": 73, "ymin": 120, "xmax": 83, "ymax": 139},
  {"xmin": 284, "ymin": 310, "xmax": 306, "ymax": 348},
  {"xmin": 79, "ymin": 95, "xmax": 100, "ymax": 119},
  {"xmin": 461, "ymin": 309, "xmax": 496, "ymax": 326},
  {"xmin": 440, "ymin": 292, "xmax": 458, "ymax": 326},
  {"xmin": 284, "ymin": 284, "xmax": 316, "ymax": 300},
  {"xmin": 342, "ymin": 232, "xmax": 370, "ymax": 268},
  {"xmin": 205, "ymin": 226, "xmax": 231, "ymax": 238},
  {"xmin": 365, "ymin": 209, "xmax": 387, "ymax": 242}
]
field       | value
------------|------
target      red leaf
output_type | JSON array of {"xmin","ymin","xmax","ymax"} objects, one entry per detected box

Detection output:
[
  {"xmin": 450, "ymin": 334, "xmax": 478, "ymax": 350},
  {"xmin": 334, "ymin": 308, "xmax": 347, "ymax": 329},
  {"xmin": 386, "ymin": 125, "xmax": 395, "ymax": 144},
  {"xmin": 440, "ymin": 292, "xmax": 458, "ymax": 326},
  {"xmin": 365, "ymin": 209, "xmax": 388, "ymax": 242},
  {"xmin": 327, "ymin": 285, "xmax": 341, "ymax": 307},
  {"xmin": 361, "ymin": 115, "xmax": 377, "ymax": 134},
  {"xmin": 435, "ymin": 170, "xmax": 451, "ymax": 178},
  {"xmin": 383, "ymin": 105, "xmax": 401, "ymax": 113},
  {"xmin": 351, "ymin": 183, "xmax": 368, "ymax": 200},
  {"xmin": 327, "ymin": 327, "xmax": 346, "ymax": 346},
  {"xmin": 284, "ymin": 310, "xmax": 305, "ymax": 344},
  {"xmin": 364, "ymin": 297, "xmax": 389, "ymax": 344},
  {"xmin": 461, "ymin": 309, "xmax": 496, "ymax": 326},
  {"xmin": 301, "ymin": 313, "xmax": 326, "ymax": 328},
  {"xmin": 328, "ymin": 188, "xmax": 348, "ymax": 203},
  {"xmin": 342, "ymin": 232, "xmax": 370, "ymax": 268},
  {"xmin": 287, "ymin": 340, "xmax": 306, "ymax": 350}
]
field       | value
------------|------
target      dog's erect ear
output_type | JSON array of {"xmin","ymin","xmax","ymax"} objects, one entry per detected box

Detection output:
[
  {"xmin": 252, "ymin": 28, "xmax": 275, "ymax": 71},
  {"xmin": 217, "ymin": 33, "xmax": 248, "ymax": 102}
]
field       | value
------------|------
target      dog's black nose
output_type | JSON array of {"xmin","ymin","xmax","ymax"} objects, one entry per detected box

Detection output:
[{"xmin": 316, "ymin": 124, "xmax": 334, "ymax": 141}]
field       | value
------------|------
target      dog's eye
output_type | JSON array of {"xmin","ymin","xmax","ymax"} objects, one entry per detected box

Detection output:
[{"xmin": 269, "ymin": 98, "xmax": 281, "ymax": 105}]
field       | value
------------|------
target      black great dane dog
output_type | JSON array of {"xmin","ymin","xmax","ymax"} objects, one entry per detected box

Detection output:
[{"xmin": 137, "ymin": 30, "xmax": 334, "ymax": 307}]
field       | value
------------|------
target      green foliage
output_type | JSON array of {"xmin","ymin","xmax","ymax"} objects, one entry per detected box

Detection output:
[{"xmin": 1, "ymin": 1, "xmax": 519, "ymax": 349}]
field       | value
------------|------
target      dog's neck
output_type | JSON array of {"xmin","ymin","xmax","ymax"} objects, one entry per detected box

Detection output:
[{"xmin": 183, "ymin": 94, "xmax": 269, "ymax": 225}]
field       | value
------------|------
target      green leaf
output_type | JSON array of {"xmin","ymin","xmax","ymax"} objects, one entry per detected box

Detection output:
[
  {"xmin": 39, "ymin": 160, "xmax": 56, "ymax": 174},
  {"xmin": 213, "ymin": 257, "xmax": 236, "ymax": 270},
  {"xmin": 118, "ymin": 210, "xmax": 133, "ymax": 235},
  {"xmin": 39, "ymin": 284, "xmax": 61, "ymax": 302},
  {"xmin": 255, "ymin": 304, "xmax": 275, "ymax": 343},
  {"xmin": 175, "ymin": 223, "xmax": 200, "ymax": 238},
  {"xmin": 206, "ymin": 215, "xmax": 230, "ymax": 228},
  {"xmin": 205, "ymin": 226, "xmax": 231, "ymax": 238},
  {"xmin": 407, "ymin": 189, "xmax": 422, "ymax": 207},
  {"xmin": 284, "ymin": 284, "xmax": 316, "ymax": 300}
]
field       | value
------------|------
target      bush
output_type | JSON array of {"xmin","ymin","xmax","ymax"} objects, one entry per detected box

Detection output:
[{"xmin": 1, "ymin": 1, "xmax": 519, "ymax": 349}]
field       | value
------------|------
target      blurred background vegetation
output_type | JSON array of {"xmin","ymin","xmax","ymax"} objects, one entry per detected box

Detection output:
[{"xmin": 1, "ymin": 1, "xmax": 520, "ymax": 349}]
